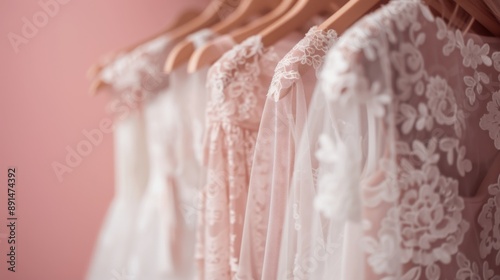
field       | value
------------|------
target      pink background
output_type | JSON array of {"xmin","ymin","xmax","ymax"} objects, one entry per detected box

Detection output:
[{"xmin": 0, "ymin": 0, "xmax": 205, "ymax": 279}]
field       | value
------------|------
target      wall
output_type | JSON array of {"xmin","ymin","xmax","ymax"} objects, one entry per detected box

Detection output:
[{"xmin": 0, "ymin": 0, "xmax": 205, "ymax": 279}]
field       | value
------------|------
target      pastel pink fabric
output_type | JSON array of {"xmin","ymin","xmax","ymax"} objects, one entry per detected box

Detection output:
[
  {"xmin": 235, "ymin": 27, "xmax": 337, "ymax": 280},
  {"xmin": 310, "ymin": 1, "xmax": 500, "ymax": 279},
  {"xmin": 196, "ymin": 33, "xmax": 300, "ymax": 280}
]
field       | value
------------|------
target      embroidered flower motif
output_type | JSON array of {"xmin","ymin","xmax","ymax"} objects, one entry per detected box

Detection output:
[
  {"xmin": 207, "ymin": 35, "xmax": 279, "ymax": 125},
  {"xmin": 426, "ymin": 75, "xmax": 461, "ymax": 126},
  {"xmin": 315, "ymin": 134, "xmax": 362, "ymax": 220},
  {"xmin": 411, "ymin": 139, "xmax": 440, "ymax": 167},
  {"xmin": 318, "ymin": 1, "xmax": 500, "ymax": 278},
  {"xmin": 268, "ymin": 27, "xmax": 337, "ymax": 101},
  {"xmin": 478, "ymin": 176, "xmax": 500, "ymax": 261},
  {"xmin": 398, "ymin": 165, "xmax": 468, "ymax": 266},
  {"xmin": 456, "ymin": 252, "xmax": 500, "ymax": 280},
  {"xmin": 436, "ymin": 18, "xmax": 457, "ymax": 56},
  {"xmin": 480, "ymin": 91, "xmax": 500, "ymax": 149},
  {"xmin": 461, "ymin": 39, "xmax": 492, "ymax": 69},
  {"xmin": 493, "ymin": 52, "xmax": 500, "ymax": 81},
  {"xmin": 439, "ymin": 138, "xmax": 472, "ymax": 176},
  {"xmin": 364, "ymin": 232, "xmax": 401, "ymax": 275},
  {"xmin": 464, "ymin": 71, "xmax": 490, "ymax": 105},
  {"xmin": 398, "ymin": 103, "xmax": 434, "ymax": 134},
  {"xmin": 391, "ymin": 42, "xmax": 426, "ymax": 101}
]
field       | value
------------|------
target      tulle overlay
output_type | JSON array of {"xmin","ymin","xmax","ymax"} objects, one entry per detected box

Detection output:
[
  {"xmin": 236, "ymin": 27, "xmax": 337, "ymax": 280},
  {"xmin": 314, "ymin": 1, "xmax": 500, "ymax": 279}
]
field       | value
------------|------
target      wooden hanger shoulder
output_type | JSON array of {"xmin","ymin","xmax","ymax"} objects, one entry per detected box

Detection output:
[
  {"xmin": 189, "ymin": 0, "xmax": 296, "ymax": 72},
  {"xmin": 319, "ymin": 0, "xmax": 381, "ymax": 34},
  {"xmin": 165, "ymin": 0, "xmax": 284, "ymax": 73},
  {"xmin": 89, "ymin": 8, "xmax": 200, "ymax": 95},
  {"xmin": 456, "ymin": 0, "xmax": 500, "ymax": 36},
  {"xmin": 260, "ymin": 0, "xmax": 347, "ymax": 48}
]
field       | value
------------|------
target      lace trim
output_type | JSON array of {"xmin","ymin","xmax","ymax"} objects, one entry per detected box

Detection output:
[
  {"xmin": 100, "ymin": 35, "xmax": 170, "ymax": 93},
  {"xmin": 198, "ymin": 35, "xmax": 282, "ymax": 279},
  {"xmin": 267, "ymin": 26, "xmax": 337, "ymax": 102},
  {"xmin": 316, "ymin": 0, "xmax": 500, "ymax": 278},
  {"xmin": 101, "ymin": 35, "xmax": 172, "ymax": 114},
  {"xmin": 206, "ymin": 35, "xmax": 280, "ymax": 125}
]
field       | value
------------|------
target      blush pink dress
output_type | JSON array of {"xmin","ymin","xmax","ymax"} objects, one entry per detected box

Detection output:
[
  {"xmin": 196, "ymin": 32, "xmax": 301, "ymax": 280},
  {"xmin": 311, "ymin": 0, "xmax": 500, "ymax": 279},
  {"xmin": 235, "ymin": 27, "xmax": 337, "ymax": 280}
]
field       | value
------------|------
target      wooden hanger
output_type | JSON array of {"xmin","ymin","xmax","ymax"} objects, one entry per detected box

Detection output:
[
  {"xmin": 259, "ymin": 0, "xmax": 347, "ymax": 48},
  {"xmin": 319, "ymin": 0, "xmax": 384, "ymax": 33},
  {"xmin": 89, "ymin": 9, "xmax": 200, "ymax": 95},
  {"xmin": 319, "ymin": 0, "xmax": 496, "ymax": 36},
  {"xmin": 483, "ymin": 0, "xmax": 500, "ymax": 22},
  {"xmin": 164, "ymin": 0, "xmax": 282, "ymax": 73},
  {"xmin": 455, "ymin": 0, "xmax": 500, "ymax": 36},
  {"xmin": 188, "ymin": 0, "xmax": 297, "ymax": 73},
  {"xmin": 159, "ymin": 0, "xmax": 241, "ymax": 73},
  {"xmin": 88, "ymin": 9, "xmax": 199, "ymax": 81},
  {"xmin": 424, "ymin": 0, "xmax": 496, "ymax": 36}
]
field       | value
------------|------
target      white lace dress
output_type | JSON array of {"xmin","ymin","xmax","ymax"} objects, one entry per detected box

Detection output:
[
  {"xmin": 313, "ymin": 1, "xmax": 500, "ymax": 279},
  {"xmin": 236, "ymin": 26, "xmax": 337, "ymax": 280},
  {"xmin": 86, "ymin": 35, "xmax": 172, "ymax": 280},
  {"xmin": 125, "ymin": 29, "xmax": 214, "ymax": 280},
  {"xmin": 87, "ymin": 29, "xmax": 214, "ymax": 280}
]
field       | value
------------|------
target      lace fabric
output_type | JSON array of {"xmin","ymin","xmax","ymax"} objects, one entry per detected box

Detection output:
[
  {"xmin": 99, "ymin": 35, "xmax": 172, "ymax": 103},
  {"xmin": 88, "ymin": 30, "xmax": 212, "ymax": 280},
  {"xmin": 196, "ymin": 32, "xmax": 301, "ymax": 280},
  {"xmin": 125, "ymin": 67, "xmax": 207, "ymax": 280},
  {"xmin": 86, "ymin": 35, "xmax": 173, "ymax": 280},
  {"xmin": 124, "ymin": 28, "xmax": 215, "ymax": 280},
  {"xmin": 235, "ymin": 27, "xmax": 337, "ymax": 280},
  {"xmin": 314, "ymin": 1, "xmax": 500, "ymax": 279}
]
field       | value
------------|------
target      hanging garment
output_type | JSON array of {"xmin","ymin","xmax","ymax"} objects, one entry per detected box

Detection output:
[
  {"xmin": 196, "ymin": 32, "xmax": 302, "ymax": 280},
  {"xmin": 86, "ymin": 105, "xmax": 149, "ymax": 280},
  {"xmin": 98, "ymin": 35, "xmax": 172, "ymax": 100},
  {"xmin": 236, "ymin": 26, "xmax": 337, "ymax": 280},
  {"xmin": 125, "ymin": 29, "xmax": 214, "ymax": 280},
  {"xmin": 86, "ymin": 35, "xmax": 171, "ymax": 280},
  {"xmin": 314, "ymin": 0, "xmax": 500, "ymax": 279}
]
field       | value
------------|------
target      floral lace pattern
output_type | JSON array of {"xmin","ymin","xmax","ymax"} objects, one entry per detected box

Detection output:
[
  {"xmin": 196, "ymin": 35, "xmax": 284, "ymax": 280},
  {"xmin": 316, "ymin": 0, "xmax": 500, "ymax": 279},
  {"xmin": 478, "ymin": 175, "xmax": 500, "ymax": 263},
  {"xmin": 100, "ymin": 35, "xmax": 172, "ymax": 108},
  {"xmin": 236, "ymin": 27, "xmax": 337, "ymax": 280},
  {"xmin": 267, "ymin": 27, "xmax": 337, "ymax": 101}
]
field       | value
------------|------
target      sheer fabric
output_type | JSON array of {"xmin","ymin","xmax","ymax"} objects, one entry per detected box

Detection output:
[
  {"xmin": 125, "ymin": 29, "xmax": 213, "ymax": 280},
  {"xmin": 196, "ymin": 32, "xmax": 301, "ymax": 280},
  {"xmin": 99, "ymin": 35, "xmax": 172, "ymax": 100},
  {"xmin": 314, "ymin": 1, "xmax": 500, "ymax": 279},
  {"xmin": 87, "ymin": 30, "xmax": 213, "ymax": 280},
  {"xmin": 86, "ymin": 35, "xmax": 172, "ymax": 280},
  {"xmin": 86, "ymin": 106, "xmax": 150, "ymax": 280},
  {"xmin": 236, "ymin": 27, "xmax": 337, "ymax": 280}
]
